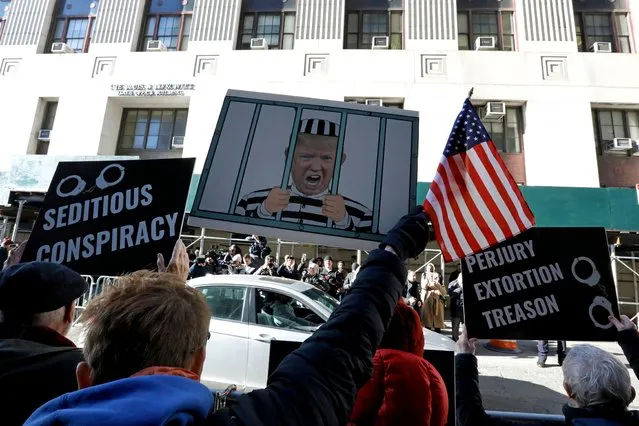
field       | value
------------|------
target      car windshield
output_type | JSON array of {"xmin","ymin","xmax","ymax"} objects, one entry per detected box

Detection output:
[{"xmin": 301, "ymin": 287, "xmax": 339, "ymax": 313}]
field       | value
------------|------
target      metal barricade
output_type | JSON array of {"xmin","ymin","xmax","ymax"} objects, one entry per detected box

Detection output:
[{"xmin": 72, "ymin": 275, "xmax": 120, "ymax": 325}]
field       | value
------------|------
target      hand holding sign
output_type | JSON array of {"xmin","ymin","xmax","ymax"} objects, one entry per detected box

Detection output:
[
  {"xmin": 609, "ymin": 315, "xmax": 637, "ymax": 332},
  {"xmin": 456, "ymin": 326, "xmax": 478, "ymax": 355},
  {"xmin": 264, "ymin": 188, "xmax": 290, "ymax": 215}
]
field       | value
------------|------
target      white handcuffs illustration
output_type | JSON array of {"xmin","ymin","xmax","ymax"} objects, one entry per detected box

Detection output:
[
  {"xmin": 571, "ymin": 257, "xmax": 614, "ymax": 330},
  {"xmin": 56, "ymin": 164, "xmax": 125, "ymax": 198}
]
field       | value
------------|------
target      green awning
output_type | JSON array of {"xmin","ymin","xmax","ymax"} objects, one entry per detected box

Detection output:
[{"xmin": 417, "ymin": 183, "xmax": 639, "ymax": 231}]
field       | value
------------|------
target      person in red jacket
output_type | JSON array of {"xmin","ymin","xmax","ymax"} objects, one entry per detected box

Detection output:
[{"xmin": 348, "ymin": 299, "xmax": 449, "ymax": 426}]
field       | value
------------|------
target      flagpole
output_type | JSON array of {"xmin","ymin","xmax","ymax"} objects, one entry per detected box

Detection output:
[{"xmin": 467, "ymin": 87, "xmax": 474, "ymax": 100}]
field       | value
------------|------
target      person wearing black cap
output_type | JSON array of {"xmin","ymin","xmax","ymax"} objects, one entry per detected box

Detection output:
[
  {"xmin": 235, "ymin": 118, "xmax": 373, "ymax": 232},
  {"xmin": 0, "ymin": 261, "xmax": 87, "ymax": 426}
]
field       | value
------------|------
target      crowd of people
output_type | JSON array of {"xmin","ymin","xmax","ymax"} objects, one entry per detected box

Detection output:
[
  {"xmin": 186, "ymin": 234, "xmax": 359, "ymax": 300},
  {"xmin": 1, "ymin": 208, "xmax": 639, "ymax": 426}
]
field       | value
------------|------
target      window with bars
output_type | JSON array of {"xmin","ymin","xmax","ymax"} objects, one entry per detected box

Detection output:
[
  {"xmin": 592, "ymin": 109, "xmax": 639, "ymax": 154},
  {"xmin": 475, "ymin": 106, "xmax": 523, "ymax": 154},
  {"xmin": 117, "ymin": 109, "xmax": 188, "ymax": 152},
  {"xmin": 0, "ymin": 0, "xmax": 10, "ymax": 42},
  {"xmin": 140, "ymin": 0, "xmax": 194, "ymax": 52},
  {"xmin": 238, "ymin": 12, "xmax": 295, "ymax": 50},
  {"xmin": 48, "ymin": 0, "xmax": 99, "ymax": 53},
  {"xmin": 575, "ymin": 13, "xmax": 631, "ymax": 53},
  {"xmin": 345, "ymin": 10, "xmax": 403, "ymax": 50},
  {"xmin": 457, "ymin": 10, "xmax": 515, "ymax": 51}
]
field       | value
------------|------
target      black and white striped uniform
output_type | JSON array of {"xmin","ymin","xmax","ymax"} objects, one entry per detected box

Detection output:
[{"xmin": 235, "ymin": 184, "xmax": 373, "ymax": 233}]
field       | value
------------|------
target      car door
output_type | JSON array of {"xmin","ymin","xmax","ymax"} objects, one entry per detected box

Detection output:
[
  {"xmin": 197, "ymin": 285, "xmax": 250, "ymax": 391},
  {"xmin": 245, "ymin": 287, "xmax": 326, "ymax": 390}
]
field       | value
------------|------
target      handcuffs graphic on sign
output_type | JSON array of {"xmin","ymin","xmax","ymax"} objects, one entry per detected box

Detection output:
[
  {"xmin": 571, "ymin": 256, "xmax": 614, "ymax": 330},
  {"xmin": 56, "ymin": 164, "xmax": 125, "ymax": 198}
]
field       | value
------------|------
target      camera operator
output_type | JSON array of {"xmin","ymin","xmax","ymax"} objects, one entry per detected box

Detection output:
[{"xmin": 255, "ymin": 255, "xmax": 279, "ymax": 277}]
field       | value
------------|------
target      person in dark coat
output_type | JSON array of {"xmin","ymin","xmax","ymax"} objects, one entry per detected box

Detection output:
[
  {"xmin": 277, "ymin": 255, "xmax": 302, "ymax": 280},
  {"xmin": 404, "ymin": 270, "xmax": 423, "ymax": 316},
  {"xmin": 0, "ymin": 262, "xmax": 87, "ymax": 426},
  {"xmin": 248, "ymin": 235, "xmax": 270, "ymax": 260},
  {"xmin": 26, "ymin": 207, "xmax": 429, "ymax": 426},
  {"xmin": 447, "ymin": 274, "xmax": 464, "ymax": 341},
  {"xmin": 188, "ymin": 257, "xmax": 209, "ymax": 279},
  {"xmin": 454, "ymin": 326, "xmax": 639, "ymax": 426}
]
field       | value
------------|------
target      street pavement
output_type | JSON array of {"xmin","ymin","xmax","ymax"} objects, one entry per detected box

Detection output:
[{"xmin": 68, "ymin": 323, "xmax": 639, "ymax": 415}]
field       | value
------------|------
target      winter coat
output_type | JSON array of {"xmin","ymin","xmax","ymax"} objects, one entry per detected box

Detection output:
[
  {"xmin": 448, "ymin": 279, "xmax": 464, "ymax": 319},
  {"xmin": 348, "ymin": 300, "xmax": 448, "ymax": 426},
  {"xmin": 0, "ymin": 325, "xmax": 85, "ymax": 426},
  {"xmin": 422, "ymin": 281, "xmax": 446, "ymax": 329}
]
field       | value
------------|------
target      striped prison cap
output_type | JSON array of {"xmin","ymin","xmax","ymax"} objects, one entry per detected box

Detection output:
[{"xmin": 298, "ymin": 118, "xmax": 339, "ymax": 138}]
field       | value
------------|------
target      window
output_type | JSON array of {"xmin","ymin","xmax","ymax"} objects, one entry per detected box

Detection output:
[
  {"xmin": 37, "ymin": 101, "xmax": 58, "ymax": 155},
  {"xmin": 345, "ymin": 10, "xmax": 403, "ymax": 49},
  {"xmin": 49, "ymin": 0, "xmax": 99, "ymax": 53},
  {"xmin": 0, "ymin": 0, "xmax": 10, "ymax": 41},
  {"xmin": 575, "ymin": 13, "xmax": 631, "ymax": 53},
  {"xmin": 140, "ymin": 0, "xmax": 194, "ymax": 52},
  {"xmin": 457, "ymin": 10, "xmax": 515, "ymax": 51},
  {"xmin": 199, "ymin": 286, "xmax": 247, "ymax": 322},
  {"xmin": 592, "ymin": 109, "xmax": 639, "ymax": 155},
  {"xmin": 344, "ymin": 98, "xmax": 404, "ymax": 108},
  {"xmin": 117, "ymin": 108, "xmax": 188, "ymax": 152},
  {"xmin": 238, "ymin": 12, "xmax": 295, "ymax": 50},
  {"xmin": 477, "ymin": 105, "xmax": 523, "ymax": 154},
  {"xmin": 255, "ymin": 289, "xmax": 324, "ymax": 331}
]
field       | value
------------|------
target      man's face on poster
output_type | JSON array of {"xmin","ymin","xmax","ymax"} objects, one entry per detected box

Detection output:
[{"xmin": 288, "ymin": 133, "xmax": 345, "ymax": 196}]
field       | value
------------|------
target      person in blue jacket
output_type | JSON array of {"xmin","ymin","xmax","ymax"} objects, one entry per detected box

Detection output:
[{"xmin": 25, "ymin": 206, "xmax": 429, "ymax": 426}]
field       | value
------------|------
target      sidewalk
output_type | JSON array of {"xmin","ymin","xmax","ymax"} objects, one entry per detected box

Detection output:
[{"xmin": 441, "ymin": 322, "xmax": 639, "ymax": 414}]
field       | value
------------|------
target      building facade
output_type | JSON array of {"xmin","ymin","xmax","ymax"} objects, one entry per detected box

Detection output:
[{"xmin": 0, "ymin": 0, "xmax": 638, "ymax": 306}]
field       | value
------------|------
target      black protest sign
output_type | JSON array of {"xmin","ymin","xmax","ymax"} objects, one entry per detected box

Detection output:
[
  {"xmin": 461, "ymin": 227, "xmax": 619, "ymax": 341},
  {"xmin": 21, "ymin": 158, "xmax": 195, "ymax": 276}
]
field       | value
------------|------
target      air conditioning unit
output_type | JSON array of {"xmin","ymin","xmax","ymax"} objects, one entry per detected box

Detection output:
[
  {"xmin": 171, "ymin": 136, "xmax": 185, "ymax": 148},
  {"xmin": 607, "ymin": 137, "xmax": 633, "ymax": 151},
  {"xmin": 590, "ymin": 42, "xmax": 612, "ymax": 53},
  {"xmin": 250, "ymin": 38, "xmax": 268, "ymax": 50},
  {"xmin": 365, "ymin": 99, "xmax": 383, "ymax": 107},
  {"xmin": 38, "ymin": 129, "xmax": 51, "ymax": 141},
  {"xmin": 146, "ymin": 40, "xmax": 167, "ymax": 52},
  {"xmin": 371, "ymin": 36, "xmax": 389, "ymax": 50},
  {"xmin": 51, "ymin": 42, "xmax": 74, "ymax": 54},
  {"xmin": 475, "ymin": 36, "xmax": 496, "ymax": 50},
  {"xmin": 482, "ymin": 102, "xmax": 506, "ymax": 121}
]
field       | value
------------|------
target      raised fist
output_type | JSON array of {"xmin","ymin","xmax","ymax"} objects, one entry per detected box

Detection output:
[{"xmin": 263, "ymin": 188, "xmax": 291, "ymax": 215}]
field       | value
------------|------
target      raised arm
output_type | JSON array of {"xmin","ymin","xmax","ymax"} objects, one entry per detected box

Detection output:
[
  {"xmin": 214, "ymin": 207, "xmax": 429, "ymax": 426},
  {"xmin": 610, "ymin": 315, "xmax": 639, "ymax": 380}
]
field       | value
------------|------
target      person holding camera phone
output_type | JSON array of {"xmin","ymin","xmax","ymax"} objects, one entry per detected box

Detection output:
[{"xmin": 255, "ymin": 255, "xmax": 279, "ymax": 277}]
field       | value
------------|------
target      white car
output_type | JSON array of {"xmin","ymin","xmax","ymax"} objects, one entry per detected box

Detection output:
[{"xmin": 189, "ymin": 274, "xmax": 456, "ymax": 391}]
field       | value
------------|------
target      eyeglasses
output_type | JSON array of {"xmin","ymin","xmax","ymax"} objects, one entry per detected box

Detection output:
[{"xmin": 207, "ymin": 331, "xmax": 211, "ymax": 341}]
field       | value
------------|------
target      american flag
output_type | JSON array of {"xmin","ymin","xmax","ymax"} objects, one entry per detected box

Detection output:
[{"xmin": 423, "ymin": 99, "xmax": 535, "ymax": 262}]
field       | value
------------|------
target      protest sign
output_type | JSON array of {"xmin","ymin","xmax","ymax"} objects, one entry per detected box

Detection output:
[
  {"xmin": 462, "ymin": 227, "xmax": 619, "ymax": 341},
  {"xmin": 189, "ymin": 90, "xmax": 419, "ymax": 250},
  {"xmin": 21, "ymin": 158, "xmax": 195, "ymax": 276}
]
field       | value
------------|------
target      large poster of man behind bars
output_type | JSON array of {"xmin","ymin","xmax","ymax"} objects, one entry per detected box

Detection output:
[{"xmin": 189, "ymin": 90, "xmax": 419, "ymax": 250}]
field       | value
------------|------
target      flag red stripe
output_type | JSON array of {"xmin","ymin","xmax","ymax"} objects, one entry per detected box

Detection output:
[
  {"xmin": 459, "ymin": 151, "xmax": 513, "ymax": 238},
  {"xmin": 435, "ymin": 165, "xmax": 482, "ymax": 253},
  {"xmin": 473, "ymin": 143, "xmax": 527, "ymax": 231},
  {"xmin": 446, "ymin": 156, "xmax": 498, "ymax": 244},
  {"xmin": 427, "ymin": 178, "xmax": 466, "ymax": 258},
  {"xmin": 423, "ymin": 199, "xmax": 453, "ymax": 262},
  {"xmin": 484, "ymin": 143, "xmax": 536, "ymax": 225}
]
